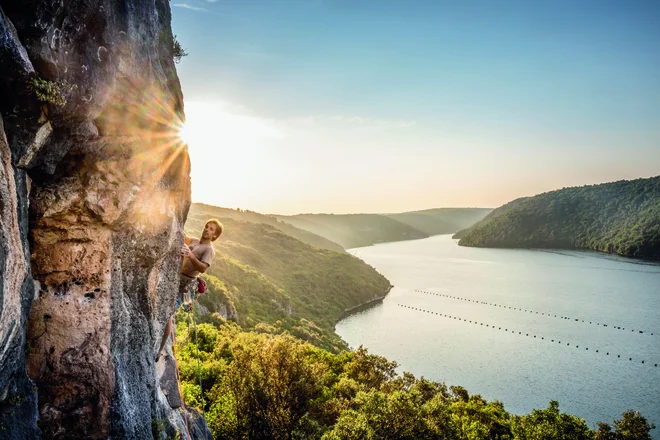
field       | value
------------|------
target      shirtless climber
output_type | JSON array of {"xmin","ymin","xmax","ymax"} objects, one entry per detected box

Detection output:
[{"xmin": 156, "ymin": 219, "xmax": 223, "ymax": 361}]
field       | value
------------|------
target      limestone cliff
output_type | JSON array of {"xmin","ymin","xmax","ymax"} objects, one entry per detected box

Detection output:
[{"xmin": 0, "ymin": 1, "xmax": 209, "ymax": 438}]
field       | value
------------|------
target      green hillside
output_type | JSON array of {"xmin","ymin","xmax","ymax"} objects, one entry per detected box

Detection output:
[
  {"xmin": 190, "ymin": 203, "xmax": 345, "ymax": 252},
  {"xmin": 453, "ymin": 199, "xmax": 528, "ymax": 240},
  {"xmin": 387, "ymin": 208, "xmax": 491, "ymax": 236},
  {"xmin": 175, "ymin": 204, "xmax": 654, "ymax": 440},
  {"xmin": 456, "ymin": 177, "xmax": 660, "ymax": 258},
  {"xmin": 184, "ymin": 215, "xmax": 391, "ymax": 351}
]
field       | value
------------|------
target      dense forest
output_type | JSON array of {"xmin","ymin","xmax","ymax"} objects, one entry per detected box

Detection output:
[
  {"xmin": 174, "ymin": 322, "xmax": 654, "ymax": 440},
  {"xmin": 177, "ymin": 204, "xmax": 655, "ymax": 439},
  {"xmin": 277, "ymin": 208, "xmax": 490, "ymax": 249},
  {"xmin": 455, "ymin": 177, "xmax": 660, "ymax": 258}
]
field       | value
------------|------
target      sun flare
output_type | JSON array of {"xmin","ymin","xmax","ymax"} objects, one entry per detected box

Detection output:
[
  {"xmin": 178, "ymin": 122, "xmax": 193, "ymax": 146},
  {"xmin": 180, "ymin": 101, "xmax": 281, "ymax": 150},
  {"xmin": 179, "ymin": 101, "xmax": 282, "ymax": 206}
]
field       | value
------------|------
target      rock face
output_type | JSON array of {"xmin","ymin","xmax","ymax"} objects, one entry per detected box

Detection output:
[
  {"xmin": 0, "ymin": 112, "xmax": 40, "ymax": 439},
  {"xmin": 0, "ymin": 1, "xmax": 207, "ymax": 438}
]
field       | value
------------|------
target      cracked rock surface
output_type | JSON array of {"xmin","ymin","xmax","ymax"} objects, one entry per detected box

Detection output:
[{"xmin": 0, "ymin": 1, "xmax": 210, "ymax": 438}]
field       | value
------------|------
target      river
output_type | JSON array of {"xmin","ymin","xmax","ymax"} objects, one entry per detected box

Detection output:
[{"xmin": 336, "ymin": 235, "xmax": 660, "ymax": 433}]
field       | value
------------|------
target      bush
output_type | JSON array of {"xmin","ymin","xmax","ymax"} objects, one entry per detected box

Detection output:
[
  {"xmin": 173, "ymin": 35, "xmax": 188, "ymax": 63},
  {"xmin": 29, "ymin": 76, "xmax": 76, "ymax": 107}
]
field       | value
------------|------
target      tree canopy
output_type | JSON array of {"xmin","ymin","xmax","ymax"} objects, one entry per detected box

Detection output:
[{"xmin": 455, "ymin": 177, "xmax": 660, "ymax": 258}]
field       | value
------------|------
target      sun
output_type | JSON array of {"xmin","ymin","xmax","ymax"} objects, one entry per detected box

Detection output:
[
  {"xmin": 178, "ymin": 101, "xmax": 280, "ymax": 153},
  {"xmin": 178, "ymin": 122, "xmax": 193, "ymax": 146},
  {"xmin": 177, "ymin": 101, "xmax": 282, "ymax": 205}
]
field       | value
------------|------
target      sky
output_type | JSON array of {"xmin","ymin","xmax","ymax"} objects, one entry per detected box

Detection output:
[{"xmin": 171, "ymin": 0, "xmax": 660, "ymax": 215}]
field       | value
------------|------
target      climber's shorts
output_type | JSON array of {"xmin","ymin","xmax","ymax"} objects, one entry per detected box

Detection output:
[{"xmin": 176, "ymin": 275, "xmax": 196, "ymax": 309}]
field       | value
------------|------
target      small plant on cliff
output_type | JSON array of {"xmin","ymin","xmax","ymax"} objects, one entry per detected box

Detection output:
[
  {"xmin": 28, "ymin": 75, "xmax": 76, "ymax": 107},
  {"xmin": 173, "ymin": 35, "xmax": 188, "ymax": 63}
]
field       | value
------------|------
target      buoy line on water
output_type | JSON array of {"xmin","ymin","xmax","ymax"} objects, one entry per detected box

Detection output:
[
  {"xmin": 414, "ymin": 290, "xmax": 656, "ymax": 336},
  {"xmin": 397, "ymin": 303, "xmax": 659, "ymax": 368}
]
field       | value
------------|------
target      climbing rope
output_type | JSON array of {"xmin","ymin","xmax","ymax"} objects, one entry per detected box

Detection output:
[
  {"xmin": 187, "ymin": 305, "xmax": 206, "ymax": 414},
  {"xmin": 171, "ymin": 324, "xmax": 192, "ymax": 440},
  {"xmin": 398, "ymin": 303, "xmax": 660, "ymax": 368},
  {"xmin": 169, "ymin": 281, "xmax": 206, "ymax": 439}
]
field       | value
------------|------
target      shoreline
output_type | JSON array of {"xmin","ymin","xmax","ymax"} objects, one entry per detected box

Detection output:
[
  {"xmin": 456, "ymin": 241, "xmax": 660, "ymax": 263},
  {"xmin": 334, "ymin": 284, "xmax": 393, "ymax": 327}
]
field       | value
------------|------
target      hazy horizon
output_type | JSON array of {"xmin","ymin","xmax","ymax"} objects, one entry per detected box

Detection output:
[
  {"xmin": 172, "ymin": 0, "xmax": 660, "ymax": 215},
  {"xmin": 190, "ymin": 174, "xmax": 659, "ymax": 216}
]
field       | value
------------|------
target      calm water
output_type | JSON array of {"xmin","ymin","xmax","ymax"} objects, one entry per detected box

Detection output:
[{"xmin": 336, "ymin": 235, "xmax": 660, "ymax": 433}]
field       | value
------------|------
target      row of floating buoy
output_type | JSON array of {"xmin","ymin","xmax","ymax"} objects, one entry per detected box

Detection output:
[
  {"xmin": 397, "ymin": 303, "xmax": 659, "ymax": 368},
  {"xmin": 414, "ymin": 290, "xmax": 655, "ymax": 336}
]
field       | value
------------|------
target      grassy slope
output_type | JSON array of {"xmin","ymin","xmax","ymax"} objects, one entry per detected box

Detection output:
[
  {"xmin": 184, "ymin": 213, "xmax": 391, "ymax": 351},
  {"xmin": 456, "ymin": 176, "xmax": 660, "ymax": 258}
]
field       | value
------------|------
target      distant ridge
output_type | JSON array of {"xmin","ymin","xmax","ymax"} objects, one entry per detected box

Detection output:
[
  {"xmin": 190, "ymin": 203, "xmax": 491, "ymax": 250},
  {"xmin": 190, "ymin": 203, "xmax": 345, "ymax": 252},
  {"xmin": 454, "ymin": 176, "xmax": 660, "ymax": 258},
  {"xmin": 275, "ymin": 213, "xmax": 427, "ymax": 249},
  {"xmin": 387, "ymin": 208, "xmax": 492, "ymax": 236},
  {"xmin": 277, "ymin": 208, "xmax": 491, "ymax": 249}
]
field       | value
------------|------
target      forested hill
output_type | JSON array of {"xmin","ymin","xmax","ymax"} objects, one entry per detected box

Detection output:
[
  {"xmin": 184, "ymin": 213, "xmax": 391, "ymax": 351},
  {"xmin": 277, "ymin": 208, "xmax": 490, "ymax": 249},
  {"xmin": 453, "ymin": 198, "xmax": 529, "ymax": 240},
  {"xmin": 455, "ymin": 176, "xmax": 660, "ymax": 258}
]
